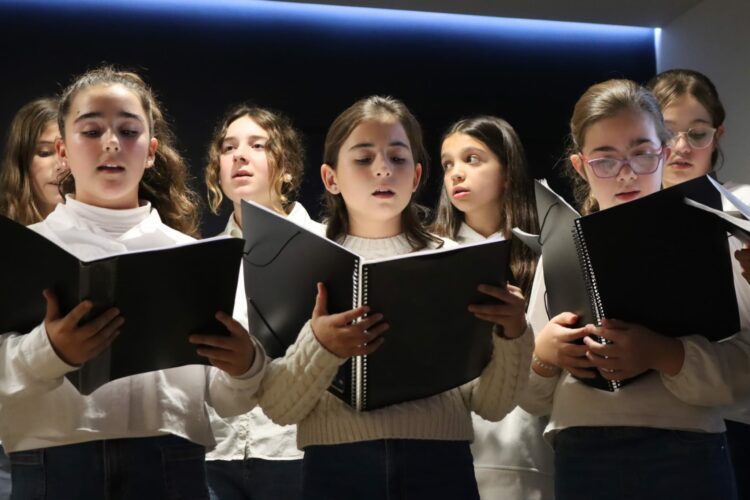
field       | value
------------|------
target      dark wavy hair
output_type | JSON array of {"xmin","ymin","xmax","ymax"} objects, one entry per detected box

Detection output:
[
  {"xmin": 204, "ymin": 104, "xmax": 305, "ymax": 215},
  {"xmin": 57, "ymin": 66, "xmax": 201, "ymax": 237}
]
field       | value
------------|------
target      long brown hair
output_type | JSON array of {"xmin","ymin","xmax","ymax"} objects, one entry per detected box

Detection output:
[
  {"xmin": 322, "ymin": 95, "xmax": 441, "ymax": 249},
  {"xmin": 58, "ymin": 66, "xmax": 201, "ymax": 237},
  {"xmin": 566, "ymin": 79, "xmax": 671, "ymax": 215},
  {"xmin": 432, "ymin": 116, "xmax": 539, "ymax": 298},
  {"xmin": 0, "ymin": 98, "xmax": 60, "ymax": 225},
  {"xmin": 205, "ymin": 104, "xmax": 305, "ymax": 215},
  {"xmin": 647, "ymin": 69, "xmax": 725, "ymax": 169}
]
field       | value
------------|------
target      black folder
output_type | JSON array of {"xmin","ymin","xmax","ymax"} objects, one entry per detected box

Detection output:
[
  {"xmin": 241, "ymin": 200, "xmax": 511, "ymax": 410},
  {"xmin": 0, "ymin": 215, "xmax": 244, "ymax": 394},
  {"xmin": 530, "ymin": 176, "xmax": 739, "ymax": 391}
]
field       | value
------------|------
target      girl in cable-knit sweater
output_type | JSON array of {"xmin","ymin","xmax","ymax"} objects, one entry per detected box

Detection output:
[{"xmin": 256, "ymin": 96, "xmax": 534, "ymax": 500}]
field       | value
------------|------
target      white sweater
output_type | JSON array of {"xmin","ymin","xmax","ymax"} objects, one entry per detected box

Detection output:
[
  {"xmin": 0, "ymin": 198, "xmax": 265, "ymax": 453},
  {"xmin": 207, "ymin": 203, "xmax": 323, "ymax": 462},
  {"xmin": 521, "ymin": 235, "xmax": 750, "ymax": 441},
  {"xmin": 456, "ymin": 223, "xmax": 554, "ymax": 500},
  {"xmin": 257, "ymin": 233, "xmax": 535, "ymax": 449}
]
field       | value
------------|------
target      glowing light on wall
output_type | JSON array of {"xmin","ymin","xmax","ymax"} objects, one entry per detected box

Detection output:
[{"xmin": 0, "ymin": 0, "xmax": 656, "ymax": 46}]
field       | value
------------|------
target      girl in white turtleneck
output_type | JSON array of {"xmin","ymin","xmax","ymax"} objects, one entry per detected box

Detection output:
[
  {"xmin": 432, "ymin": 115, "xmax": 552, "ymax": 500},
  {"xmin": 253, "ymin": 96, "xmax": 534, "ymax": 500},
  {"xmin": 0, "ymin": 67, "xmax": 264, "ymax": 500}
]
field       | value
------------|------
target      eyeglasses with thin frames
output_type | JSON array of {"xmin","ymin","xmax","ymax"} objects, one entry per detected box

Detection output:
[
  {"xmin": 578, "ymin": 148, "xmax": 664, "ymax": 179},
  {"xmin": 667, "ymin": 127, "xmax": 717, "ymax": 149}
]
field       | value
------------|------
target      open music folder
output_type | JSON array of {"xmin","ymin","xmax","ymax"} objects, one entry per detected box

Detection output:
[
  {"xmin": 0, "ymin": 215, "xmax": 244, "ymax": 394},
  {"xmin": 523, "ymin": 177, "xmax": 739, "ymax": 391},
  {"xmin": 241, "ymin": 199, "xmax": 512, "ymax": 410}
]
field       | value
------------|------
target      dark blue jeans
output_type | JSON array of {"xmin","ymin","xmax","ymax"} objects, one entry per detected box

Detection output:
[
  {"xmin": 0, "ymin": 444, "xmax": 10, "ymax": 500},
  {"xmin": 726, "ymin": 420, "xmax": 750, "ymax": 500},
  {"xmin": 206, "ymin": 458, "xmax": 302, "ymax": 500},
  {"xmin": 554, "ymin": 426, "xmax": 737, "ymax": 500},
  {"xmin": 9, "ymin": 435, "xmax": 209, "ymax": 500},
  {"xmin": 301, "ymin": 439, "xmax": 479, "ymax": 500}
]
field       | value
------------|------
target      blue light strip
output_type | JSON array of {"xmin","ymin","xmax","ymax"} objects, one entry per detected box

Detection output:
[
  {"xmin": 654, "ymin": 27, "xmax": 664, "ymax": 70},
  {"xmin": 0, "ymin": 0, "xmax": 655, "ymax": 43}
]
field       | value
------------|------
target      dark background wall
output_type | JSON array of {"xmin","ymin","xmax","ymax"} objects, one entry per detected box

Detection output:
[{"xmin": 0, "ymin": 0, "xmax": 656, "ymax": 235}]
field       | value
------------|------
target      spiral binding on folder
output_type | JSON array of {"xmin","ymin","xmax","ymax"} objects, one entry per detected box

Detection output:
[
  {"xmin": 359, "ymin": 265, "xmax": 370, "ymax": 410},
  {"xmin": 352, "ymin": 258, "xmax": 361, "ymax": 409},
  {"xmin": 572, "ymin": 220, "xmax": 621, "ymax": 391},
  {"xmin": 353, "ymin": 260, "xmax": 369, "ymax": 410}
]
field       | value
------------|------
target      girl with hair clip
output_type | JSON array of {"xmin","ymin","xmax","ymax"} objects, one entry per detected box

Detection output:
[
  {"xmin": 648, "ymin": 68, "xmax": 750, "ymax": 499},
  {"xmin": 0, "ymin": 96, "xmax": 62, "ymax": 498},
  {"xmin": 0, "ymin": 97, "xmax": 64, "ymax": 225},
  {"xmin": 254, "ymin": 96, "xmax": 534, "ymax": 500},
  {"xmin": 204, "ymin": 104, "xmax": 322, "ymax": 500},
  {"xmin": 432, "ymin": 115, "xmax": 553, "ymax": 500},
  {"xmin": 0, "ymin": 67, "xmax": 266, "ymax": 500},
  {"xmin": 520, "ymin": 79, "xmax": 750, "ymax": 500}
]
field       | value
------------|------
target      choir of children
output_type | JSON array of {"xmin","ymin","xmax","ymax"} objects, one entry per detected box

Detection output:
[{"xmin": 0, "ymin": 66, "xmax": 747, "ymax": 500}]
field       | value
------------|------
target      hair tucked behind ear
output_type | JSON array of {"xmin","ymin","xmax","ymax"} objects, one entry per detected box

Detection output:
[
  {"xmin": 565, "ymin": 79, "xmax": 671, "ymax": 215},
  {"xmin": 58, "ymin": 66, "xmax": 201, "ymax": 237},
  {"xmin": 431, "ymin": 115, "xmax": 539, "ymax": 299},
  {"xmin": 204, "ymin": 104, "xmax": 305, "ymax": 215},
  {"xmin": 0, "ymin": 97, "xmax": 59, "ymax": 225},
  {"xmin": 321, "ymin": 95, "xmax": 441, "ymax": 250}
]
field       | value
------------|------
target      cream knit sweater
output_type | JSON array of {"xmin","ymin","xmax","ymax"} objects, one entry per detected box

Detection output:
[{"xmin": 258, "ymin": 233, "xmax": 534, "ymax": 449}]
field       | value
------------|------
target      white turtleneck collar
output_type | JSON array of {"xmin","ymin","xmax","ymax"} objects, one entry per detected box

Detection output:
[
  {"xmin": 58, "ymin": 195, "xmax": 153, "ymax": 238},
  {"xmin": 341, "ymin": 233, "xmax": 415, "ymax": 260}
]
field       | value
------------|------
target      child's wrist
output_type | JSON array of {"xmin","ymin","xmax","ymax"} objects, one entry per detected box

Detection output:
[
  {"xmin": 651, "ymin": 336, "xmax": 684, "ymax": 376},
  {"xmin": 532, "ymin": 353, "xmax": 561, "ymax": 377},
  {"xmin": 494, "ymin": 317, "xmax": 527, "ymax": 339}
]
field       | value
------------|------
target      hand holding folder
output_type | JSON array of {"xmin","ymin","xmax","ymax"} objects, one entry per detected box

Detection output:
[
  {"xmin": 241, "ymin": 199, "xmax": 513, "ymax": 410},
  {"xmin": 0, "ymin": 215, "xmax": 245, "ymax": 394},
  {"xmin": 41, "ymin": 288, "xmax": 124, "ymax": 367},
  {"xmin": 309, "ymin": 282, "xmax": 387, "ymax": 359},
  {"xmin": 520, "ymin": 176, "xmax": 740, "ymax": 391}
]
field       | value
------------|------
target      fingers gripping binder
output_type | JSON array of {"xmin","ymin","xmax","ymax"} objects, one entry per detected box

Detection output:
[
  {"xmin": 521, "ymin": 177, "xmax": 740, "ymax": 391},
  {"xmin": 241, "ymin": 199, "xmax": 511, "ymax": 410}
]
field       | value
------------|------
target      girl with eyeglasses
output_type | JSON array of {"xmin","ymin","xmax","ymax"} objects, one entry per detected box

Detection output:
[
  {"xmin": 647, "ymin": 69, "xmax": 750, "ymax": 206},
  {"xmin": 648, "ymin": 68, "xmax": 750, "ymax": 500},
  {"xmin": 519, "ymin": 79, "xmax": 750, "ymax": 500}
]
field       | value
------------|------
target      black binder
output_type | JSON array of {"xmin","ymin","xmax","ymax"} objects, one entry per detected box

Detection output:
[
  {"xmin": 0, "ymin": 215, "xmax": 244, "ymax": 394},
  {"xmin": 524, "ymin": 177, "xmax": 740, "ymax": 391},
  {"xmin": 573, "ymin": 177, "xmax": 738, "ymax": 390},
  {"xmin": 241, "ymin": 200, "xmax": 512, "ymax": 410}
]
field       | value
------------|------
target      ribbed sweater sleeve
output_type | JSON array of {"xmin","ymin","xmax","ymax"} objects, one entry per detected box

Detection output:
[{"xmin": 258, "ymin": 321, "xmax": 347, "ymax": 425}]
